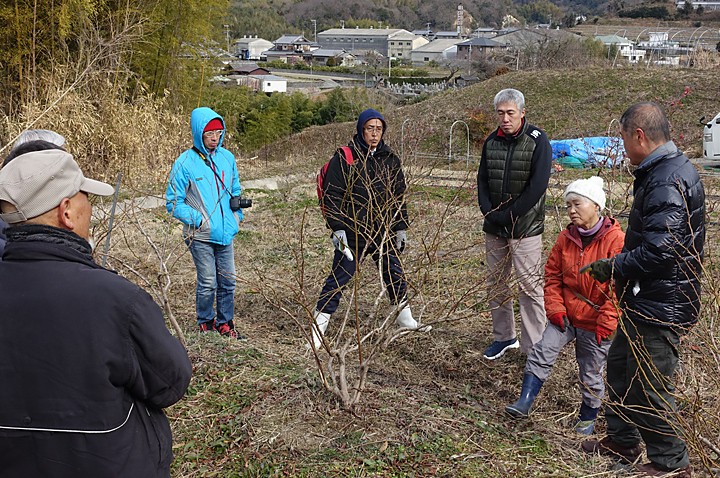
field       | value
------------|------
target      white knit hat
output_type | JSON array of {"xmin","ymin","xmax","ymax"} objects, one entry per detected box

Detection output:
[{"xmin": 564, "ymin": 176, "xmax": 606, "ymax": 211}]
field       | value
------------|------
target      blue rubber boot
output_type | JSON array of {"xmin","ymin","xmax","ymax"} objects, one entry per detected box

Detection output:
[
  {"xmin": 575, "ymin": 402, "xmax": 599, "ymax": 435},
  {"xmin": 505, "ymin": 373, "xmax": 544, "ymax": 418}
]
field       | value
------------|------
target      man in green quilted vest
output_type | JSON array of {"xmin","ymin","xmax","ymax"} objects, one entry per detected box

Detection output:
[{"xmin": 476, "ymin": 88, "xmax": 552, "ymax": 360}]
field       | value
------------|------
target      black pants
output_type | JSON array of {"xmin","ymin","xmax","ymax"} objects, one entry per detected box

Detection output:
[
  {"xmin": 605, "ymin": 318, "xmax": 689, "ymax": 470},
  {"xmin": 316, "ymin": 243, "xmax": 406, "ymax": 314}
]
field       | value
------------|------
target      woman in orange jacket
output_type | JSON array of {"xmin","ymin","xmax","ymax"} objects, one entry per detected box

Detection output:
[{"xmin": 505, "ymin": 176, "xmax": 625, "ymax": 435}]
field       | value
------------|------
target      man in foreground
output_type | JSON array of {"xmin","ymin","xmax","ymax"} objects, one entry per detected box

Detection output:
[
  {"xmin": 476, "ymin": 88, "xmax": 552, "ymax": 360},
  {"xmin": 581, "ymin": 102, "xmax": 705, "ymax": 478},
  {"xmin": 0, "ymin": 149, "xmax": 192, "ymax": 477}
]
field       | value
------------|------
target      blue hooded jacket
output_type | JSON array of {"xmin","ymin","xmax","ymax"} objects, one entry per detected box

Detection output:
[{"xmin": 166, "ymin": 107, "xmax": 243, "ymax": 246}]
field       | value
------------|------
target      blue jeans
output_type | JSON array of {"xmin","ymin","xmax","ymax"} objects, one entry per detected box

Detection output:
[
  {"xmin": 185, "ymin": 239, "xmax": 236, "ymax": 326},
  {"xmin": 316, "ymin": 246, "xmax": 406, "ymax": 314}
]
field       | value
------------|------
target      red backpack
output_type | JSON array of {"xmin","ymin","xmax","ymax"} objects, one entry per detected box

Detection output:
[{"xmin": 317, "ymin": 146, "xmax": 354, "ymax": 216}]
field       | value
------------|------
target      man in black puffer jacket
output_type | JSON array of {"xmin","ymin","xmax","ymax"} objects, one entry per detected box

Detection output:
[
  {"xmin": 582, "ymin": 102, "xmax": 704, "ymax": 478},
  {"xmin": 0, "ymin": 149, "xmax": 192, "ymax": 477},
  {"xmin": 308, "ymin": 109, "xmax": 430, "ymax": 350}
]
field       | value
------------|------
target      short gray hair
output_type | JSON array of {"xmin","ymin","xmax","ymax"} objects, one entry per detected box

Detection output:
[
  {"xmin": 13, "ymin": 129, "xmax": 66, "ymax": 149},
  {"xmin": 494, "ymin": 89, "xmax": 525, "ymax": 111}
]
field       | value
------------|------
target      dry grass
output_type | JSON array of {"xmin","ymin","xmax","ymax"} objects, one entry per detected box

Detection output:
[
  {"xmin": 97, "ymin": 155, "xmax": 720, "ymax": 476},
  {"xmin": 4, "ymin": 66, "xmax": 720, "ymax": 477}
]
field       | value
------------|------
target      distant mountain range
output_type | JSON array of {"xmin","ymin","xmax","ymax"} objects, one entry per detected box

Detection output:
[{"xmin": 230, "ymin": 0, "xmax": 649, "ymax": 41}]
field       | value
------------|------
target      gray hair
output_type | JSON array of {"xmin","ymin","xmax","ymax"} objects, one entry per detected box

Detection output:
[
  {"xmin": 494, "ymin": 89, "xmax": 525, "ymax": 111},
  {"xmin": 13, "ymin": 129, "xmax": 66, "ymax": 149}
]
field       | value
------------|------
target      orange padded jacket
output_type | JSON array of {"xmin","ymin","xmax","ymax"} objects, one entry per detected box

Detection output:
[{"xmin": 544, "ymin": 216, "xmax": 625, "ymax": 336}]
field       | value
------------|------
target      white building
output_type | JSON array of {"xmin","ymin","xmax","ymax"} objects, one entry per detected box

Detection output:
[
  {"xmin": 410, "ymin": 39, "xmax": 463, "ymax": 66},
  {"xmin": 675, "ymin": 0, "xmax": 720, "ymax": 10},
  {"xmin": 317, "ymin": 28, "xmax": 425, "ymax": 58},
  {"xmin": 595, "ymin": 34, "xmax": 646, "ymax": 64},
  {"xmin": 233, "ymin": 36, "xmax": 273, "ymax": 60},
  {"xmin": 233, "ymin": 74, "xmax": 287, "ymax": 93},
  {"xmin": 255, "ymin": 74, "xmax": 287, "ymax": 93}
]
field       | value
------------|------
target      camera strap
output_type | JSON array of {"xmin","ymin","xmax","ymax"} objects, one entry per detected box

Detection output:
[{"xmin": 192, "ymin": 146, "xmax": 233, "ymax": 200}]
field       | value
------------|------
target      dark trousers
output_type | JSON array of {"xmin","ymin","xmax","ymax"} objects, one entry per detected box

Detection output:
[
  {"xmin": 316, "ymin": 245, "xmax": 406, "ymax": 314},
  {"xmin": 605, "ymin": 318, "xmax": 689, "ymax": 470}
]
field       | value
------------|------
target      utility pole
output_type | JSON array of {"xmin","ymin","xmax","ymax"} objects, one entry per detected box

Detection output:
[
  {"xmin": 311, "ymin": 19, "xmax": 317, "ymax": 43},
  {"xmin": 223, "ymin": 24, "xmax": 231, "ymax": 53}
]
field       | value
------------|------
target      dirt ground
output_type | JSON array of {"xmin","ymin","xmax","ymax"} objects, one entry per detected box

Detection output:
[{"xmin": 98, "ymin": 159, "xmax": 720, "ymax": 477}]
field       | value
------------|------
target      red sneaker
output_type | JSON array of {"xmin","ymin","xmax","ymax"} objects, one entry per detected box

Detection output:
[
  {"xmin": 216, "ymin": 322, "xmax": 246, "ymax": 340},
  {"xmin": 198, "ymin": 321, "xmax": 215, "ymax": 332}
]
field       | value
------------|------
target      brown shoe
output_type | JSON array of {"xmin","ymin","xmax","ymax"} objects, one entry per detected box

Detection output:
[
  {"xmin": 581, "ymin": 436, "xmax": 642, "ymax": 463},
  {"xmin": 635, "ymin": 462, "xmax": 692, "ymax": 477}
]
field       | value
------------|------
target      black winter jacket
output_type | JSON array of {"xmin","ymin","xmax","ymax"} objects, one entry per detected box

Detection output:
[
  {"xmin": 322, "ymin": 136, "xmax": 409, "ymax": 248},
  {"xmin": 614, "ymin": 143, "xmax": 705, "ymax": 330},
  {"xmin": 0, "ymin": 225, "xmax": 193, "ymax": 478},
  {"xmin": 0, "ymin": 218, "xmax": 7, "ymax": 258},
  {"xmin": 477, "ymin": 120, "xmax": 552, "ymax": 239}
]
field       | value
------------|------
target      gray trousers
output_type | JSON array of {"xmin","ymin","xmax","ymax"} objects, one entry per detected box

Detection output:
[
  {"xmin": 486, "ymin": 233, "xmax": 546, "ymax": 353},
  {"xmin": 526, "ymin": 323, "xmax": 611, "ymax": 408}
]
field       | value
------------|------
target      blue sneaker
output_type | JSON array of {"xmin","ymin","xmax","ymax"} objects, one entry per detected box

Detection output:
[{"xmin": 483, "ymin": 338, "xmax": 519, "ymax": 360}]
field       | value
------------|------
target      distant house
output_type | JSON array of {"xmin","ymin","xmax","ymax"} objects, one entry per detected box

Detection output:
[
  {"xmin": 304, "ymin": 49, "xmax": 359, "ymax": 67},
  {"xmin": 224, "ymin": 62, "xmax": 270, "ymax": 75},
  {"xmin": 261, "ymin": 50, "xmax": 304, "ymax": 63},
  {"xmin": 410, "ymin": 38, "xmax": 462, "ymax": 66},
  {"xmin": 260, "ymin": 34, "xmax": 315, "ymax": 62},
  {"xmin": 638, "ymin": 32, "xmax": 685, "ymax": 66},
  {"xmin": 473, "ymin": 27, "xmax": 500, "ymax": 38},
  {"xmin": 456, "ymin": 37, "xmax": 503, "ymax": 61},
  {"xmin": 455, "ymin": 75, "xmax": 480, "ymax": 87},
  {"xmin": 388, "ymin": 30, "xmax": 427, "ymax": 60},
  {"xmin": 595, "ymin": 34, "xmax": 646, "ymax": 64},
  {"xmin": 411, "ymin": 29, "xmax": 434, "ymax": 40},
  {"xmin": 675, "ymin": 0, "xmax": 720, "ymax": 10},
  {"xmin": 317, "ymin": 28, "xmax": 425, "ymax": 58},
  {"xmin": 434, "ymin": 31, "xmax": 462, "ymax": 39},
  {"xmin": 232, "ymin": 74, "xmax": 287, "ymax": 93},
  {"xmin": 272, "ymin": 34, "xmax": 315, "ymax": 52},
  {"xmin": 255, "ymin": 74, "xmax": 287, "ymax": 93},
  {"xmin": 492, "ymin": 28, "xmax": 581, "ymax": 50},
  {"xmin": 233, "ymin": 36, "xmax": 273, "ymax": 60}
]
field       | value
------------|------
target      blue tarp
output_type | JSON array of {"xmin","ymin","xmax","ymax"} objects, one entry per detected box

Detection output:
[{"xmin": 550, "ymin": 136, "xmax": 625, "ymax": 168}]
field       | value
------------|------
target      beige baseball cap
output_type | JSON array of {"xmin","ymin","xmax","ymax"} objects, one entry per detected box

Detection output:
[{"xmin": 0, "ymin": 149, "xmax": 115, "ymax": 224}]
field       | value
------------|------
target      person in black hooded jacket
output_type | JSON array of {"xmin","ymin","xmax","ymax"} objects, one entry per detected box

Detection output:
[
  {"xmin": 581, "ymin": 102, "xmax": 704, "ymax": 478},
  {"xmin": 308, "ymin": 109, "xmax": 430, "ymax": 349}
]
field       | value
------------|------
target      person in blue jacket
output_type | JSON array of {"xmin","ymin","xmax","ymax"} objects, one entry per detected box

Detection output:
[{"xmin": 166, "ymin": 107, "xmax": 245, "ymax": 339}]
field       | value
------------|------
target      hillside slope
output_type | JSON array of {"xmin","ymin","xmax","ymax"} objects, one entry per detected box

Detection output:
[{"xmin": 252, "ymin": 67, "xmax": 719, "ymax": 176}]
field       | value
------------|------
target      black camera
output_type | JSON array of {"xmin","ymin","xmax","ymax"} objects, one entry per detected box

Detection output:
[{"xmin": 230, "ymin": 196, "xmax": 252, "ymax": 211}]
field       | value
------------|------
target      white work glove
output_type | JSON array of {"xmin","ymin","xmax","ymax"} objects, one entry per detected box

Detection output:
[
  {"xmin": 331, "ymin": 230, "xmax": 354, "ymax": 261},
  {"xmin": 395, "ymin": 230, "xmax": 407, "ymax": 253}
]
